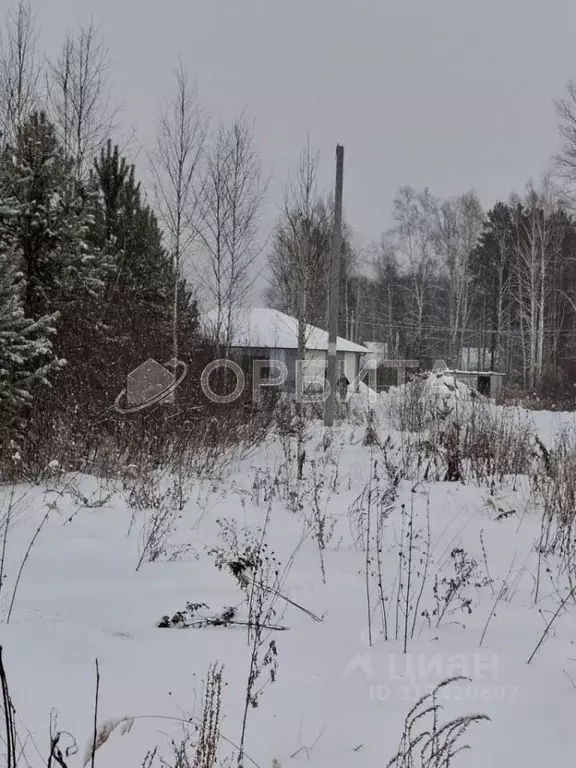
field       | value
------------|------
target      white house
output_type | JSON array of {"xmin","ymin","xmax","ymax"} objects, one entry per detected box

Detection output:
[{"xmin": 204, "ymin": 307, "xmax": 368, "ymax": 392}]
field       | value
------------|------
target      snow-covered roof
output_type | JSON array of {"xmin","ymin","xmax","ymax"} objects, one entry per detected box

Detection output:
[
  {"xmin": 447, "ymin": 369, "xmax": 505, "ymax": 377},
  {"xmin": 203, "ymin": 307, "xmax": 368, "ymax": 354}
]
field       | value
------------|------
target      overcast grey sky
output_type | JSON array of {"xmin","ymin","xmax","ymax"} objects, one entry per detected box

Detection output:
[{"xmin": 22, "ymin": 0, "xmax": 576, "ymax": 252}]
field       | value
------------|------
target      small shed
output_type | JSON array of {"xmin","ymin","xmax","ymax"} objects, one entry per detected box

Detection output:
[{"xmin": 446, "ymin": 369, "xmax": 505, "ymax": 399}]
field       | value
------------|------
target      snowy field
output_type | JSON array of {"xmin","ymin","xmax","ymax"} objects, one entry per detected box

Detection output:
[{"xmin": 2, "ymin": 378, "xmax": 576, "ymax": 768}]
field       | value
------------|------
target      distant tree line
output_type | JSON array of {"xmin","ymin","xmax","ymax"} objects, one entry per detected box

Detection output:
[
  {"xmin": 265, "ymin": 110, "xmax": 576, "ymax": 402},
  {"xmin": 346, "ymin": 183, "xmax": 576, "ymax": 398}
]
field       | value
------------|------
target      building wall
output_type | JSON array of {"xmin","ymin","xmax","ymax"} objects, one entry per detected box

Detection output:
[
  {"xmin": 229, "ymin": 346, "xmax": 363, "ymax": 394},
  {"xmin": 244, "ymin": 348, "xmax": 326, "ymax": 391},
  {"xmin": 303, "ymin": 349, "xmax": 327, "ymax": 386},
  {"xmin": 306, "ymin": 351, "xmax": 361, "ymax": 387},
  {"xmin": 293, "ymin": 349, "xmax": 362, "ymax": 391},
  {"xmin": 343, "ymin": 351, "xmax": 359, "ymax": 385},
  {"xmin": 490, "ymin": 374, "xmax": 504, "ymax": 399},
  {"xmin": 273, "ymin": 348, "xmax": 296, "ymax": 389}
]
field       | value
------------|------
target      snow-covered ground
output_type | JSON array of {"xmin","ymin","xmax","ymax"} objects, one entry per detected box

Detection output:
[{"xmin": 1, "ymin": 393, "xmax": 576, "ymax": 767}]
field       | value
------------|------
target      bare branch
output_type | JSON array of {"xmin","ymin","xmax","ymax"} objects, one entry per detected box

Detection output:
[
  {"xmin": 266, "ymin": 140, "xmax": 332, "ymax": 342},
  {"xmin": 197, "ymin": 112, "xmax": 266, "ymax": 350},
  {"xmin": 0, "ymin": 0, "xmax": 40, "ymax": 147},
  {"xmin": 555, "ymin": 81, "xmax": 576, "ymax": 202},
  {"xmin": 46, "ymin": 20, "xmax": 117, "ymax": 178}
]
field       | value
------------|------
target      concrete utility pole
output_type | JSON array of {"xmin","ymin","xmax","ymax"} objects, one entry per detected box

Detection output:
[{"xmin": 324, "ymin": 144, "xmax": 344, "ymax": 428}]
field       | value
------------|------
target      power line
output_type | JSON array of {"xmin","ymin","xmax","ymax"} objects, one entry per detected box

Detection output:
[{"xmin": 350, "ymin": 315, "xmax": 576, "ymax": 338}]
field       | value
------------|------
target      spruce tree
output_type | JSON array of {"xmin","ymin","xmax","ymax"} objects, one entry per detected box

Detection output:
[
  {"xmin": 90, "ymin": 140, "xmax": 199, "ymax": 401},
  {"xmin": 0, "ymin": 197, "xmax": 61, "ymax": 441},
  {"xmin": 0, "ymin": 112, "xmax": 104, "ymax": 353},
  {"xmin": 0, "ymin": 111, "xmax": 106, "ymax": 434}
]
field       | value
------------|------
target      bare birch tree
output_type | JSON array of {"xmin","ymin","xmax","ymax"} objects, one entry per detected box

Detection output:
[
  {"xmin": 555, "ymin": 81, "xmax": 576, "ymax": 201},
  {"xmin": 149, "ymin": 60, "xmax": 208, "ymax": 365},
  {"xmin": 390, "ymin": 186, "xmax": 438, "ymax": 361},
  {"xmin": 46, "ymin": 21, "xmax": 115, "ymax": 178},
  {"xmin": 370, "ymin": 237, "xmax": 401, "ymax": 356},
  {"xmin": 0, "ymin": 0, "xmax": 40, "ymax": 148},
  {"xmin": 266, "ymin": 144, "xmax": 331, "ymax": 342},
  {"xmin": 197, "ymin": 113, "xmax": 265, "ymax": 352},
  {"xmin": 435, "ymin": 190, "xmax": 483, "ymax": 366},
  {"xmin": 512, "ymin": 180, "xmax": 565, "ymax": 390}
]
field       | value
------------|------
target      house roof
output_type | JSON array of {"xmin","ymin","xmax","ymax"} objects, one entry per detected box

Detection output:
[{"xmin": 203, "ymin": 307, "xmax": 368, "ymax": 354}]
